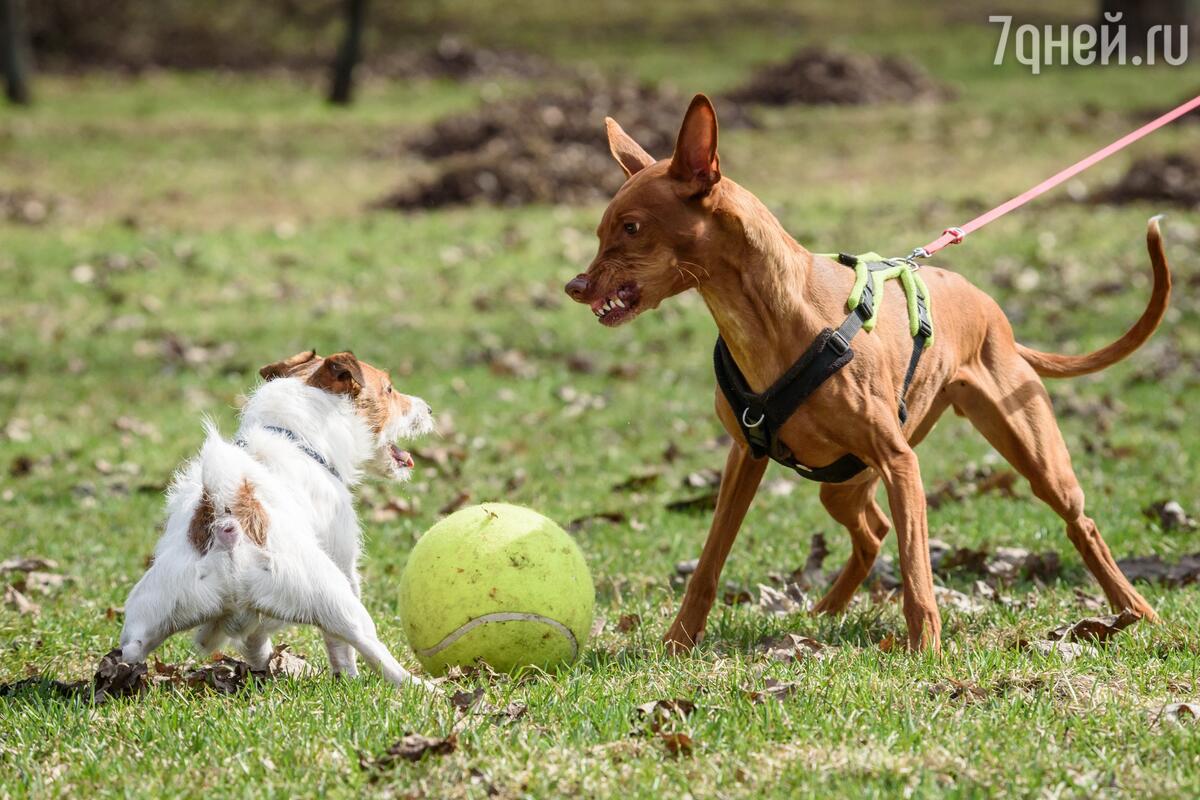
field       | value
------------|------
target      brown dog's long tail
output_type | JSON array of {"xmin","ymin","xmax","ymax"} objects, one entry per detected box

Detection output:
[{"xmin": 1017, "ymin": 218, "xmax": 1172, "ymax": 379}]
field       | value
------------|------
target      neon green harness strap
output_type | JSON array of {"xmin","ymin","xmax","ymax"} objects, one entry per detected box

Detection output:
[{"xmin": 816, "ymin": 252, "xmax": 934, "ymax": 346}]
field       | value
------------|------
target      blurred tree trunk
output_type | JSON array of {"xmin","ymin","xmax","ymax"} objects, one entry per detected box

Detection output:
[
  {"xmin": 329, "ymin": 0, "xmax": 367, "ymax": 106},
  {"xmin": 1098, "ymin": 0, "xmax": 1196, "ymax": 53},
  {"xmin": 1, "ymin": 0, "xmax": 31, "ymax": 105}
]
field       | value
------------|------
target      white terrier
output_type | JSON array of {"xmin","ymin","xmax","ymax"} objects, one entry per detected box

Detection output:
[{"xmin": 120, "ymin": 350, "xmax": 434, "ymax": 688}]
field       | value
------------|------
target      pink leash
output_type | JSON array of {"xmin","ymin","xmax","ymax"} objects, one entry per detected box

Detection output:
[{"xmin": 912, "ymin": 93, "xmax": 1200, "ymax": 259}]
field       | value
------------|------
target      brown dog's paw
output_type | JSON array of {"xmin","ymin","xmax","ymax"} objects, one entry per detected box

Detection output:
[{"xmin": 662, "ymin": 624, "xmax": 702, "ymax": 656}]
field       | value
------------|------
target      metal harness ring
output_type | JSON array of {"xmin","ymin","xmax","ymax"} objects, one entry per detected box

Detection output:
[{"xmin": 742, "ymin": 408, "xmax": 765, "ymax": 428}]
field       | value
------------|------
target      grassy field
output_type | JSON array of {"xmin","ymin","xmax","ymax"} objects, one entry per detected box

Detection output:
[{"xmin": 2, "ymin": 1, "xmax": 1199, "ymax": 797}]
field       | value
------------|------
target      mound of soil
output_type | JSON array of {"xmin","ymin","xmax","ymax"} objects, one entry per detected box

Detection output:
[
  {"xmin": 725, "ymin": 47, "xmax": 949, "ymax": 106},
  {"xmin": 379, "ymin": 79, "xmax": 754, "ymax": 209},
  {"xmin": 370, "ymin": 36, "xmax": 562, "ymax": 82},
  {"xmin": 1096, "ymin": 154, "xmax": 1200, "ymax": 208}
]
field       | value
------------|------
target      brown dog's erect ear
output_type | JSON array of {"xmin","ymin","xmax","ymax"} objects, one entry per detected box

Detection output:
[
  {"xmin": 259, "ymin": 350, "xmax": 317, "ymax": 381},
  {"xmin": 307, "ymin": 351, "xmax": 364, "ymax": 397},
  {"xmin": 605, "ymin": 117, "xmax": 656, "ymax": 178},
  {"xmin": 668, "ymin": 94, "xmax": 721, "ymax": 197}
]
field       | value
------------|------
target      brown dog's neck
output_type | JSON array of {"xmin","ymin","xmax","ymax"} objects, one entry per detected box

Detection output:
[{"xmin": 697, "ymin": 182, "xmax": 831, "ymax": 391}]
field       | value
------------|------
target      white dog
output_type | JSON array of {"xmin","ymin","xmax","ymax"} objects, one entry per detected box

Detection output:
[{"xmin": 120, "ymin": 350, "xmax": 434, "ymax": 688}]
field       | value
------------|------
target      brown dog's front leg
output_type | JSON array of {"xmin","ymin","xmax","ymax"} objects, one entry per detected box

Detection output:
[
  {"xmin": 878, "ymin": 448, "xmax": 942, "ymax": 651},
  {"xmin": 664, "ymin": 442, "xmax": 767, "ymax": 654}
]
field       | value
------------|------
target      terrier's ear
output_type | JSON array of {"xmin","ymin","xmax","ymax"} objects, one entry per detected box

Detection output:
[
  {"xmin": 258, "ymin": 350, "xmax": 317, "ymax": 381},
  {"xmin": 667, "ymin": 94, "xmax": 721, "ymax": 197},
  {"xmin": 606, "ymin": 117, "xmax": 655, "ymax": 178},
  {"xmin": 308, "ymin": 351, "xmax": 364, "ymax": 397}
]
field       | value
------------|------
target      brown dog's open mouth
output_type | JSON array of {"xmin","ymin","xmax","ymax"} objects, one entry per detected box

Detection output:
[{"xmin": 590, "ymin": 282, "xmax": 641, "ymax": 327}]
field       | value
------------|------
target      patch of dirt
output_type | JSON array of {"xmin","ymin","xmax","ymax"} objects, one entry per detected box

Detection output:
[
  {"xmin": 369, "ymin": 35, "xmax": 563, "ymax": 82},
  {"xmin": 1093, "ymin": 153, "xmax": 1200, "ymax": 208},
  {"xmin": 1, "ymin": 190, "xmax": 57, "ymax": 225},
  {"xmin": 725, "ymin": 47, "xmax": 951, "ymax": 107},
  {"xmin": 378, "ymin": 78, "xmax": 755, "ymax": 209}
]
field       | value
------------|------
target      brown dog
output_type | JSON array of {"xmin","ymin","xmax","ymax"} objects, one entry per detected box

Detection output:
[{"xmin": 565, "ymin": 94, "xmax": 1171, "ymax": 652}]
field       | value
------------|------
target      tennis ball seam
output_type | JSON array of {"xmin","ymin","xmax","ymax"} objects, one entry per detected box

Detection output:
[{"xmin": 414, "ymin": 611, "xmax": 579, "ymax": 661}]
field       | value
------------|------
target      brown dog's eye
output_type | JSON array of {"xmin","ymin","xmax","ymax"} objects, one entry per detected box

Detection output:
[
  {"xmin": 623, "ymin": 221, "xmax": 640, "ymax": 236},
  {"xmin": 386, "ymin": 385, "xmax": 393, "ymax": 394}
]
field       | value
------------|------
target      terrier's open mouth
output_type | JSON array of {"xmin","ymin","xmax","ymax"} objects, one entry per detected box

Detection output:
[
  {"xmin": 389, "ymin": 444, "xmax": 414, "ymax": 470},
  {"xmin": 590, "ymin": 283, "xmax": 641, "ymax": 327}
]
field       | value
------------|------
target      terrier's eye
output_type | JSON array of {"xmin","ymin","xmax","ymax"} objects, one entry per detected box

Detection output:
[
  {"xmin": 386, "ymin": 385, "xmax": 393, "ymax": 394},
  {"xmin": 623, "ymin": 221, "xmax": 640, "ymax": 236}
]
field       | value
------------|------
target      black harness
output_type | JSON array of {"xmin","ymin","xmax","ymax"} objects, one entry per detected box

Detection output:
[
  {"xmin": 713, "ymin": 253, "xmax": 933, "ymax": 483},
  {"xmin": 235, "ymin": 425, "xmax": 342, "ymax": 481}
]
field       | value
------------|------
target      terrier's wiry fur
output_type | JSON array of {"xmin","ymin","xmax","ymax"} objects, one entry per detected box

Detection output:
[
  {"xmin": 120, "ymin": 350, "xmax": 434, "ymax": 687},
  {"xmin": 566, "ymin": 95, "xmax": 1171, "ymax": 652}
]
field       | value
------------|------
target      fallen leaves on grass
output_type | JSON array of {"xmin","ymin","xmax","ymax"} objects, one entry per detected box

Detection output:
[
  {"xmin": 657, "ymin": 732, "xmax": 694, "ymax": 756},
  {"xmin": 1048, "ymin": 609, "xmax": 1141, "ymax": 644},
  {"xmin": 616, "ymin": 614, "xmax": 641, "ymax": 633},
  {"xmin": 438, "ymin": 490, "xmax": 472, "ymax": 516},
  {"xmin": 4, "ymin": 584, "xmax": 39, "ymax": 615},
  {"xmin": 634, "ymin": 699, "xmax": 696, "ymax": 733},
  {"xmin": 756, "ymin": 582, "xmax": 809, "ymax": 616},
  {"xmin": 926, "ymin": 679, "xmax": 988, "ymax": 704},
  {"xmin": 665, "ymin": 491, "xmax": 719, "ymax": 514},
  {"xmin": 925, "ymin": 464, "xmax": 1019, "ymax": 510},
  {"xmin": 1022, "ymin": 639, "xmax": 1097, "ymax": 662},
  {"xmin": 612, "ymin": 469, "xmax": 661, "ymax": 493},
  {"xmin": 1116, "ymin": 552, "xmax": 1200, "ymax": 586},
  {"xmin": 1143, "ymin": 500, "xmax": 1198, "ymax": 532},
  {"xmin": 0, "ymin": 557, "xmax": 58, "ymax": 574},
  {"xmin": 746, "ymin": 678, "xmax": 801, "ymax": 704},
  {"xmin": 93, "ymin": 648, "xmax": 151, "ymax": 702},
  {"xmin": 757, "ymin": 632, "xmax": 828, "ymax": 663},
  {"xmin": 566, "ymin": 510, "xmax": 627, "ymax": 532},
  {"xmin": 359, "ymin": 733, "xmax": 458, "ymax": 771},
  {"xmin": 2, "ymin": 556, "xmax": 69, "ymax": 615},
  {"xmin": 928, "ymin": 540, "xmax": 1061, "ymax": 584}
]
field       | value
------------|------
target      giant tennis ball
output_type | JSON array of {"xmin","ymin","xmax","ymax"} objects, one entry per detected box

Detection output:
[{"xmin": 398, "ymin": 503, "xmax": 594, "ymax": 676}]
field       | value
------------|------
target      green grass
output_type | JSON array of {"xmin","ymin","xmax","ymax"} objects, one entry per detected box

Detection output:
[{"xmin": 3, "ymin": 1, "xmax": 1200, "ymax": 797}]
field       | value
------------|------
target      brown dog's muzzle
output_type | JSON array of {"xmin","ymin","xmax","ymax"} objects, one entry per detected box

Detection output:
[{"xmin": 565, "ymin": 274, "xmax": 590, "ymax": 302}]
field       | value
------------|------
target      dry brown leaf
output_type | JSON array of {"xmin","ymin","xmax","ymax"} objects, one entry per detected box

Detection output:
[
  {"xmin": 1024, "ymin": 639, "xmax": 1096, "ymax": 662},
  {"xmin": 666, "ymin": 491, "xmax": 719, "ymax": 514},
  {"xmin": 4, "ymin": 585, "xmax": 39, "ymax": 615},
  {"xmin": 746, "ymin": 678, "xmax": 801, "ymax": 704},
  {"xmin": 612, "ymin": 469, "xmax": 661, "ymax": 493},
  {"xmin": 264, "ymin": 644, "xmax": 316, "ymax": 679},
  {"xmin": 756, "ymin": 583, "xmax": 808, "ymax": 616},
  {"xmin": 0, "ymin": 557, "xmax": 58, "ymax": 574},
  {"xmin": 658, "ymin": 732, "xmax": 694, "ymax": 756},
  {"xmin": 758, "ymin": 632, "xmax": 827, "ymax": 663},
  {"xmin": 360, "ymin": 733, "xmax": 458, "ymax": 770},
  {"xmin": 1048, "ymin": 609, "xmax": 1141, "ymax": 644},
  {"xmin": 634, "ymin": 699, "xmax": 696, "ymax": 734},
  {"xmin": 616, "ymin": 614, "xmax": 641, "ymax": 633},
  {"xmin": 185, "ymin": 657, "xmax": 252, "ymax": 694},
  {"xmin": 438, "ymin": 490, "xmax": 472, "ymax": 516},
  {"xmin": 566, "ymin": 510, "xmax": 627, "ymax": 532}
]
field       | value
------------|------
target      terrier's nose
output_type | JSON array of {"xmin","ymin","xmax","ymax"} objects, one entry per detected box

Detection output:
[
  {"xmin": 565, "ymin": 274, "xmax": 590, "ymax": 301},
  {"xmin": 221, "ymin": 523, "xmax": 236, "ymax": 535}
]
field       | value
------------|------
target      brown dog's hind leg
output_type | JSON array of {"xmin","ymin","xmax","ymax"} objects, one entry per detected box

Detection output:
[
  {"xmin": 663, "ymin": 442, "xmax": 767, "ymax": 655},
  {"xmin": 812, "ymin": 479, "xmax": 890, "ymax": 614},
  {"xmin": 953, "ymin": 359, "xmax": 1156, "ymax": 620}
]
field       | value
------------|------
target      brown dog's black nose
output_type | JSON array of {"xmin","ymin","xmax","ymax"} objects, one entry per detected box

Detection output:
[{"xmin": 565, "ymin": 274, "xmax": 590, "ymax": 301}]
